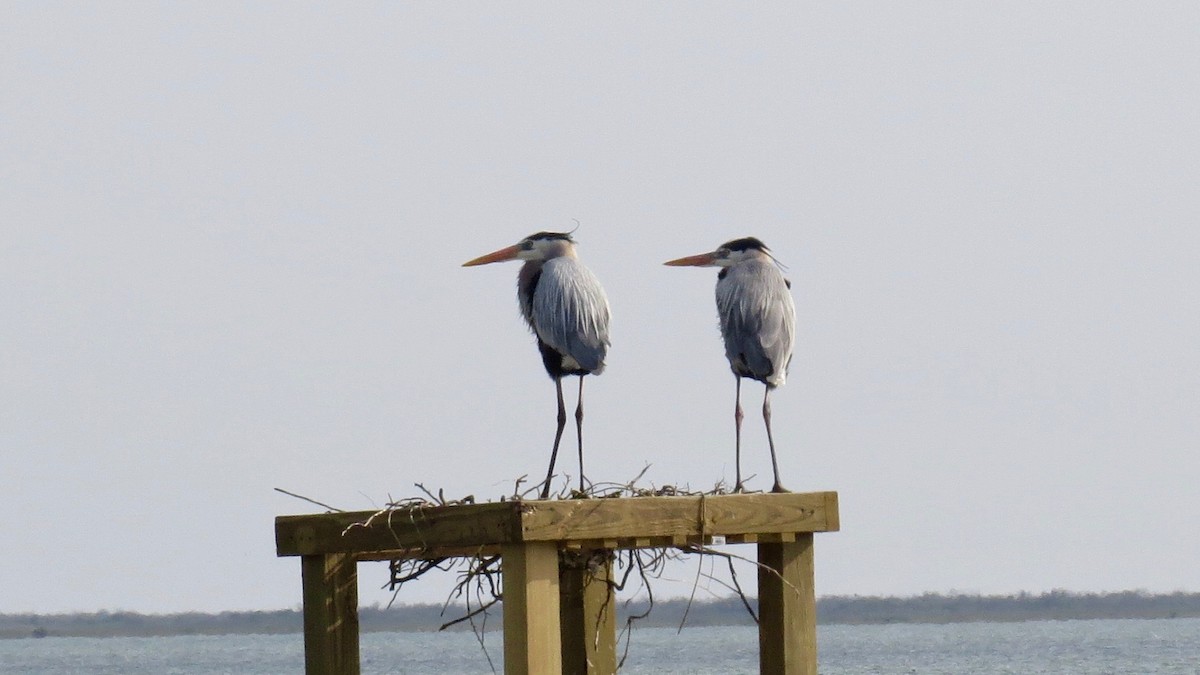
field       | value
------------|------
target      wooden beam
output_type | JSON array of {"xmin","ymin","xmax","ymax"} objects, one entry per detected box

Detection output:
[
  {"xmin": 502, "ymin": 542, "xmax": 562, "ymax": 675},
  {"xmin": 757, "ymin": 535, "xmax": 816, "ymax": 675},
  {"xmin": 277, "ymin": 502, "xmax": 521, "ymax": 557},
  {"xmin": 520, "ymin": 493, "xmax": 837, "ymax": 542},
  {"xmin": 560, "ymin": 550, "xmax": 617, "ymax": 675},
  {"xmin": 277, "ymin": 492, "xmax": 838, "ymax": 557},
  {"xmin": 301, "ymin": 553, "xmax": 360, "ymax": 675}
]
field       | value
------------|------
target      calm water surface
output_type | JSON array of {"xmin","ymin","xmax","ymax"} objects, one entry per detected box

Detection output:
[{"xmin": 2, "ymin": 618, "xmax": 1197, "ymax": 674}]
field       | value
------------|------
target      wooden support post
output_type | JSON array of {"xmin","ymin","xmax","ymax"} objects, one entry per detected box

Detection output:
[
  {"xmin": 502, "ymin": 542, "xmax": 563, "ymax": 675},
  {"xmin": 560, "ymin": 550, "xmax": 617, "ymax": 675},
  {"xmin": 301, "ymin": 553, "xmax": 360, "ymax": 675},
  {"xmin": 757, "ymin": 534, "xmax": 816, "ymax": 675}
]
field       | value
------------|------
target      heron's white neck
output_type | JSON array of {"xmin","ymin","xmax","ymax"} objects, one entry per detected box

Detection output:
[{"xmin": 541, "ymin": 239, "xmax": 577, "ymax": 260}]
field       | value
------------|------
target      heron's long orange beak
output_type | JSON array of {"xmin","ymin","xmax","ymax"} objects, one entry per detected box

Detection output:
[
  {"xmin": 463, "ymin": 244, "xmax": 521, "ymax": 267},
  {"xmin": 663, "ymin": 252, "xmax": 718, "ymax": 267}
]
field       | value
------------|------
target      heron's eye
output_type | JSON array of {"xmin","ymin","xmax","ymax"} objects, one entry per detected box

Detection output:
[{"xmin": 520, "ymin": 241, "xmax": 534, "ymax": 251}]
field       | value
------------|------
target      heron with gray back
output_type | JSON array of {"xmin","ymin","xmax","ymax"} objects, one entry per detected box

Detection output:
[
  {"xmin": 665, "ymin": 237, "xmax": 795, "ymax": 493},
  {"xmin": 464, "ymin": 232, "xmax": 611, "ymax": 499}
]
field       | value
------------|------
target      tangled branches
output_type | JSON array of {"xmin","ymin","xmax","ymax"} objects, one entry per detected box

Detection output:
[{"xmin": 276, "ymin": 471, "xmax": 770, "ymax": 672}]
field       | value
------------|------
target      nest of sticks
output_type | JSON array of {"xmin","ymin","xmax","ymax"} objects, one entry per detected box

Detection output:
[{"xmin": 278, "ymin": 469, "xmax": 773, "ymax": 672}]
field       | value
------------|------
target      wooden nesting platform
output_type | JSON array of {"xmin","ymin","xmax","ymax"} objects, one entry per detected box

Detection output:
[{"xmin": 275, "ymin": 491, "xmax": 840, "ymax": 675}]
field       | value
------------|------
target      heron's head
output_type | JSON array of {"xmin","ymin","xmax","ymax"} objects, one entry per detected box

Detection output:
[
  {"xmin": 463, "ymin": 231, "xmax": 577, "ymax": 266},
  {"xmin": 664, "ymin": 237, "xmax": 772, "ymax": 268}
]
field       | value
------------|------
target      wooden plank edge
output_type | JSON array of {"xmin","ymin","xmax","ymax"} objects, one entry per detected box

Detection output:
[
  {"xmin": 823, "ymin": 491, "xmax": 840, "ymax": 532},
  {"xmin": 274, "ymin": 501, "xmax": 523, "ymax": 557}
]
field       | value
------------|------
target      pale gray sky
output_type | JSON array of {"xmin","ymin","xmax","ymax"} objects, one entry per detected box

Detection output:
[{"xmin": 2, "ymin": 3, "xmax": 1197, "ymax": 614}]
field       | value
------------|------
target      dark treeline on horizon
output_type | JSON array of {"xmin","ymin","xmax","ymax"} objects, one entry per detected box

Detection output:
[{"xmin": 4, "ymin": 590, "xmax": 1199, "ymax": 640}]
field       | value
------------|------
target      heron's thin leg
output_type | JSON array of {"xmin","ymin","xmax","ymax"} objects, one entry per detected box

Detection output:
[
  {"xmin": 734, "ymin": 376, "xmax": 745, "ymax": 492},
  {"xmin": 575, "ymin": 376, "xmax": 585, "ymax": 494},
  {"xmin": 541, "ymin": 377, "xmax": 568, "ymax": 499},
  {"xmin": 764, "ymin": 386, "xmax": 788, "ymax": 493}
]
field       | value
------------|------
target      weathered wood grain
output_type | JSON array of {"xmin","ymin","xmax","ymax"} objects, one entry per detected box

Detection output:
[
  {"xmin": 276, "ymin": 492, "xmax": 837, "ymax": 557},
  {"xmin": 560, "ymin": 550, "xmax": 617, "ymax": 675},
  {"xmin": 276, "ymin": 501, "xmax": 523, "ymax": 556},
  {"xmin": 519, "ymin": 492, "xmax": 836, "ymax": 542},
  {"xmin": 758, "ymin": 536, "xmax": 816, "ymax": 675},
  {"xmin": 502, "ymin": 542, "xmax": 562, "ymax": 675},
  {"xmin": 301, "ymin": 553, "xmax": 359, "ymax": 675}
]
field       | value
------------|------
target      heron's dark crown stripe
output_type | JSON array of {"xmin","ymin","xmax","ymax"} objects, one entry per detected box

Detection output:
[
  {"xmin": 722, "ymin": 237, "xmax": 769, "ymax": 252},
  {"xmin": 525, "ymin": 231, "xmax": 575, "ymax": 243}
]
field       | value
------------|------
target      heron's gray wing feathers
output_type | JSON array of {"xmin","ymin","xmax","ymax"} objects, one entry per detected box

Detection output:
[
  {"xmin": 716, "ymin": 259, "xmax": 795, "ymax": 387},
  {"xmin": 532, "ymin": 258, "xmax": 611, "ymax": 373}
]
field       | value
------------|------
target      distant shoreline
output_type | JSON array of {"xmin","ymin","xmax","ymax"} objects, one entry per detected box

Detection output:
[{"xmin": 4, "ymin": 590, "xmax": 1198, "ymax": 640}]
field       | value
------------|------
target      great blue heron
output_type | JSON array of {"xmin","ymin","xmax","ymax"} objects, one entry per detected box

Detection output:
[
  {"xmin": 463, "ymin": 231, "xmax": 611, "ymax": 499},
  {"xmin": 665, "ymin": 237, "xmax": 795, "ymax": 493}
]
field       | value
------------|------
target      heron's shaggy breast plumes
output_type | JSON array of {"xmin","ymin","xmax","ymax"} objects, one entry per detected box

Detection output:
[
  {"xmin": 715, "ymin": 252, "xmax": 795, "ymax": 388},
  {"xmin": 515, "ymin": 243, "xmax": 610, "ymax": 379}
]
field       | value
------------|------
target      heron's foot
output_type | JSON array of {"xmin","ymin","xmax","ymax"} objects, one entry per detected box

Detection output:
[
  {"xmin": 770, "ymin": 482, "xmax": 791, "ymax": 494},
  {"xmin": 733, "ymin": 480, "xmax": 747, "ymax": 494}
]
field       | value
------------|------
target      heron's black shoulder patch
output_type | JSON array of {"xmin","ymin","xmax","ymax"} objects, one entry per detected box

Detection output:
[{"xmin": 722, "ymin": 237, "xmax": 768, "ymax": 252}]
